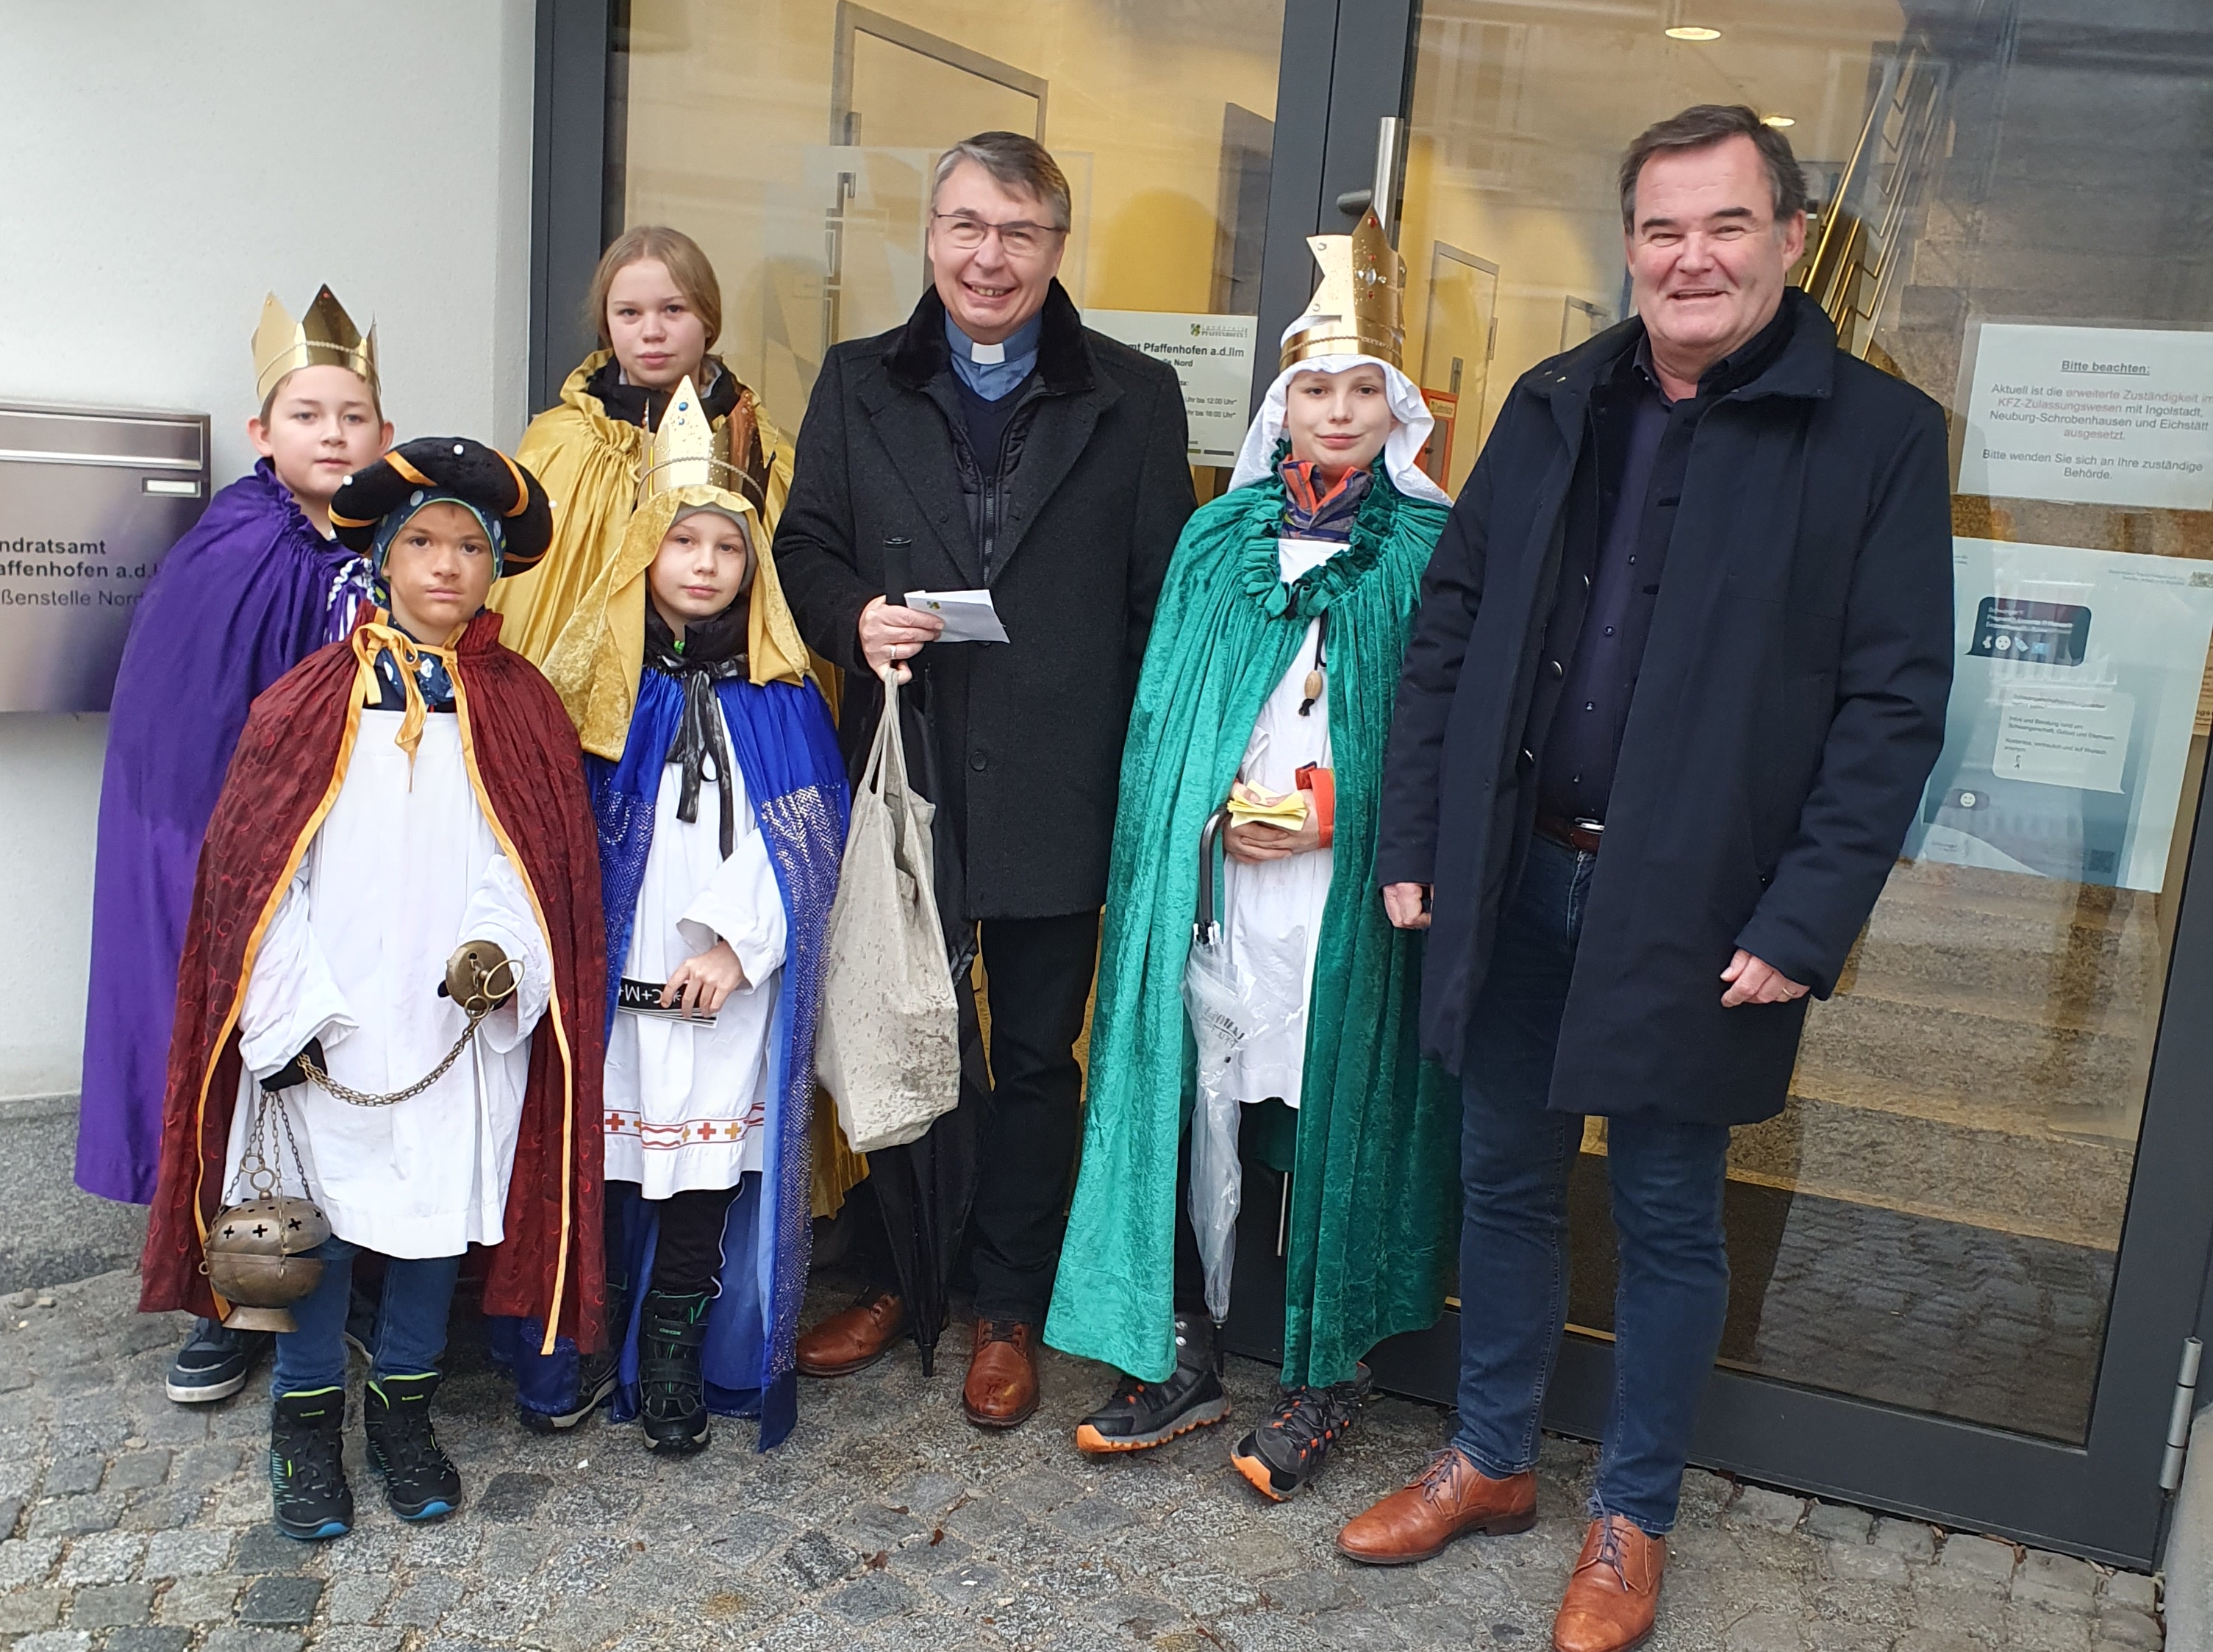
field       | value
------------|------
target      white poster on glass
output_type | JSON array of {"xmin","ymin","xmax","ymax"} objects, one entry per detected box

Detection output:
[
  {"xmin": 1084, "ymin": 311, "xmax": 1259, "ymax": 465},
  {"xmin": 1905, "ymin": 537, "xmax": 2213, "ymax": 892},
  {"xmin": 1957, "ymin": 323, "xmax": 2213, "ymax": 511}
]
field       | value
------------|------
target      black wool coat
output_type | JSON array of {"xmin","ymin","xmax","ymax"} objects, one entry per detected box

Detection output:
[
  {"xmin": 773, "ymin": 282, "xmax": 1195, "ymax": 919},
  {"xmin": 1377, "ymin": 290, "xmax": 1954, "ymax": 1126}
]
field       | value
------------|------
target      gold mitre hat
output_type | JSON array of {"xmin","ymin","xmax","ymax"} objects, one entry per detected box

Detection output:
[
  {"xmin": 1280, "ymin": 207, "xmax": 1404, "ymax": 372},
  {"xmin": 252, "ymin": 286, "xmax": 379, "ymax": 403},
  {"xmin": 636, "ymin": 376, "xmax": 764, "ymax": 514}
]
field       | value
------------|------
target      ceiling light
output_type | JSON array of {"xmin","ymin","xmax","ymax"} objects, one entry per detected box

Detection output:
[
  {"xmin": 1762, "ymin": 115, "xmax": 1795, "ymax": 128},
  {"xmin": 1665, "ymin": 24, "xmax": 1723, "ymax": 40}
]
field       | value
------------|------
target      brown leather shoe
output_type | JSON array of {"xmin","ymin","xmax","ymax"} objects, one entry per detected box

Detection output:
[
  {"xmin": 962, "ymin": 1319, "xmax": 1039, "ymax": 1428},
  {"xmin": 1552, "ymin": 1515, "xmax": 1666, "ymax": 1652},
  {"xmin": 795, "ymin": 1292, "xmax": 907, "ymax": 1377},
  {"xmin": 1334, "ymin": 1449, "xmax": 1538, "ymax": 1565}
]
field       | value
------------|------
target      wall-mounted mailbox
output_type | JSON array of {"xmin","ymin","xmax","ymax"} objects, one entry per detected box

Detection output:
[{"xmin": 0, "ymin": 401, "xmax": 212, "ymax": 712}]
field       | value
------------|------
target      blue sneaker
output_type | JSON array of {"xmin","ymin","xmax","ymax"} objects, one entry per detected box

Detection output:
[{"xmin": 168, "ymin": 1317, "xmax": 270, "ymax": 1404}]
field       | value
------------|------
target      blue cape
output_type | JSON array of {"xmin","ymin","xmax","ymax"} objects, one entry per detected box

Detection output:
[{"xmin": 494, "ymin": 668, "xmax": 847, "ymax": 1448}]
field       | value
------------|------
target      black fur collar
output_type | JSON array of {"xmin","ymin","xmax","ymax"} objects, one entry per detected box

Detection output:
[{"xmin": 887, "ymin": 280, "xmax": 1093, "ymax": 396}]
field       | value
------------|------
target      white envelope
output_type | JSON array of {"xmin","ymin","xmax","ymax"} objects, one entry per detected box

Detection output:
[{"xmin": 905, "ymin": 588, "xmax": 1009, "ymax": 645}]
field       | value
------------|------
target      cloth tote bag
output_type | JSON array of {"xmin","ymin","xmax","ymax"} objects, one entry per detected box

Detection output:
[{"xmin": 816, "ymin": 671, "xmax": 962, "ymax": 1152}]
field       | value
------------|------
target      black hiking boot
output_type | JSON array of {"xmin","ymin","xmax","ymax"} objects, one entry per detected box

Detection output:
[
  {"xmin": 363, "ymin": 1373, "xmax": 461, "ymax": 1521},
  {"xmin": 638, "ymin": 1289, "xmax": 712, "ymax": 1454},
  {"xmin": 1230, "ymin": 1363, "xmax": 1373, "ymax": 1501},
  {"xmin": 1074, "ymin": 1313, "xmax": 1231, "ymax": 1453},
  {"xmin": 268, "ymin": 1387, "xmax": 352, "ymax": 1540},
  {"xmin": 517, "ymin": 1281, "xmax": 625, "ymax": 1434}
]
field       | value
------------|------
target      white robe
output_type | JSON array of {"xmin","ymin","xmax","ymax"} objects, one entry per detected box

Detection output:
[
  {"xmin": 1220, "ymin": 537, "xmax": 1343, "ymax": 1110},
  {"xmin": 603, "ymin": 699, "xmax": 787, "ymax": 1200},
  {"xmin": 224, "ymin": 710, "xmax": 553, "ymax": 1259}
]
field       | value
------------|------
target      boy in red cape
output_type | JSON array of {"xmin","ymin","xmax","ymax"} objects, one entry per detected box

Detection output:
[{"xmin": 140, "ymin": 437, "xmax": 605, "ymax": 1541}]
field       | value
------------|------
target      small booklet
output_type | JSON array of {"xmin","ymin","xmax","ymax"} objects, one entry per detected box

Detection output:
[
  {"xmin": 1226, "ymin": 779, "xmax": 1309, "ymax": 830},
  {"xmin": 905, "ymin": 588, "xmax": 1009, "ymax": 644},
  {"xmin": 616, "ymin": 976, "xmax": 718, "ymax": 1025}
]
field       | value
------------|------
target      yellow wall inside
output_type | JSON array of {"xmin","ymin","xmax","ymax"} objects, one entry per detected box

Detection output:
[{"xmin": 624, "ymin": 0, "xmax": 1285, "ymax": 426}]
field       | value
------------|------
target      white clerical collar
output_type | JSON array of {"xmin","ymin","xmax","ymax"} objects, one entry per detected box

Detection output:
[{"xmin": 970, "ymin": 340, "xmax": 1007, "ymax": 365}]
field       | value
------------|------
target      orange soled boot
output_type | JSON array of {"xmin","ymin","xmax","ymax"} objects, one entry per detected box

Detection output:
[
  {"xmin": 1334, "ymin": 1448, "xmax": 1538, "ymax": 1565},
  {"xmin": 1551, "ymin": 1515, "xmax": 1667, "ymax": 1652}
]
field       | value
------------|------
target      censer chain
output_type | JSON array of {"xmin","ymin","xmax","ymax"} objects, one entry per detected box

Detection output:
[{"xmin": 298, "ymin": 1005, "xmax": 490, "ymax": 1109}]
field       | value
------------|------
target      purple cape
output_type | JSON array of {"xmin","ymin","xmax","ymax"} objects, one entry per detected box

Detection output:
[{"xmin": 75, "ymin": 461, "xmax": 367, "ymax": 1204}]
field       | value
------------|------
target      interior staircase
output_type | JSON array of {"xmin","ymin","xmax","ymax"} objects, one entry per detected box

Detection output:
[{"xmin": 1737, "ymin": 857, "xmax": 2159, "ymax": 1255}]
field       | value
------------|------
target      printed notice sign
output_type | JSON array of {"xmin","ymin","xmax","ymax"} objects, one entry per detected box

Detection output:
[
  {"xmin": 1906, "ymin": 537, "xmax": 2213, "ymax": 892},
  {"xmin": 1991, "ymin": 683, "xmax": 2133, "ymax": 793},
  {"xmin": 1084, "ymin": 311, "xmax": 1259, "ymax": 465},
  {"xmin": 1958, "ymin": 323, "xmax": 2213, "ymax": 511}
]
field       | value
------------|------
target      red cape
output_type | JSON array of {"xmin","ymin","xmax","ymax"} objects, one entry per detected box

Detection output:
[{"xmin": 140, "ymin": 607, "xmax": 607, "ymax": 1354}]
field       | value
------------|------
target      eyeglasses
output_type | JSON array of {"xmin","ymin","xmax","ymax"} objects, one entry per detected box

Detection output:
[{"xmin": 930, "ymin": 212, "xmax": 1066, "ymax": 258}]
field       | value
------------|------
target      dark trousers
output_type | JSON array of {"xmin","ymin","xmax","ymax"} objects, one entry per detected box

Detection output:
[
  {"xmin": 1452, "ymin": 834, "xmax": 1731, "ymax": 1535},
  {"xmin": 644, "ymin": 1186, "xmax": 740, "ymax": 1298},
  {"xmin": 965, "ymin": 909, "xmax": 1103, "ymax": 1323}
]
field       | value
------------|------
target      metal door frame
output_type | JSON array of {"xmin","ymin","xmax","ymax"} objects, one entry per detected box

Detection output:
[
  {"xmin": 535, "ymin": 0, "xmax": 2213, "ymax": 1567},
  {"xmin": 829, "ymin": 4, "xmax": 1047, "ymax": 146}
]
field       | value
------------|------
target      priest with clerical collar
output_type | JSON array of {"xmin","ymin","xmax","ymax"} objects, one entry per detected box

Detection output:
[{"xmin": 773, "ymin": 130, "xmax": 1196, "ymax": 1429}]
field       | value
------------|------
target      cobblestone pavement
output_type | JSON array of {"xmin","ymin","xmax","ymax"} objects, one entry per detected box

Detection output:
[{"xmin": 0, "ymin": 1270, "xmax": 2165, "ymax": 1652}]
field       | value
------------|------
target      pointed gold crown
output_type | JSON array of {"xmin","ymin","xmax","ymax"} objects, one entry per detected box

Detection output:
[
  {"xmin": 252, "ymin": 287, "xmax": 379, "ymax": 404},
  {"xmin": 636, "ymin": 376, "xmax": 763, "ymax": 514},
  {"xmin": 1281, "ymin": 208, "xmax": 1405, "ymax": 371}
]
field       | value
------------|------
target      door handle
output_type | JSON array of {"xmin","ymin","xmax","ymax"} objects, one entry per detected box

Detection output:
[{"xmin": 1337, "ymin": 116, "xmax": 1406, "ymax": 245}]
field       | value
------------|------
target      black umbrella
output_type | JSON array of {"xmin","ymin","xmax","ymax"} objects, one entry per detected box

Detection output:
[{"xmin": 845, "ymin": 547, "xmax": 990, "ymax": 1376}]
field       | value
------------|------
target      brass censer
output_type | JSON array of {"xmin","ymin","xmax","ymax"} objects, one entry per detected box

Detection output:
[{"xmin": 201, "ymin": 1087, "xmax": 329, "ymax": 1332}]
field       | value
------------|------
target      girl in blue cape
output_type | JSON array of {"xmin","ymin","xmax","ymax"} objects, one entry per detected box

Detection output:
[
  {"xmin": 1045, "ymin": 217, "xmax": 1461, "ymax": 1501},
  {"xmin": 497, "ymin": 383, "xmax": 848, "ymax": 1451}
]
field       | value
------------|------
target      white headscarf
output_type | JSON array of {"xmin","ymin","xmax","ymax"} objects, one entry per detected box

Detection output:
[{"xmin": 1228, "ymin": 346, "xmax": 1454, "ymax": 506}]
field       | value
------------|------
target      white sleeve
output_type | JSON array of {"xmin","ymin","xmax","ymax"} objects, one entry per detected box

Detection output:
[
  {"xmin": 459, "ymin": 852, "xmax": 556, "ymax": 1055},
  {"xmin": 236, "ymin": 857, "xmax": 358, "ymax": 1079},
  {"xmin": 678, "ymin": 806, "xmax": 787, "ymax": 991}
]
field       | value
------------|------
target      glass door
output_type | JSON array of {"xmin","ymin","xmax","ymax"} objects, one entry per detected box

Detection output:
[
  {"xmin": 613, "ymin": 0, "xmax": 1295, "ymax": 478},
  {"xmin": 1359, "ymin": 0, "xmax": 2213, "ymax": 1567}
]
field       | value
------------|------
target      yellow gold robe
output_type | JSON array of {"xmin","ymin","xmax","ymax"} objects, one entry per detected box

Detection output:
[{"xmin": 491, "ymin": 351, "xmax": 795, "ymax": 671}]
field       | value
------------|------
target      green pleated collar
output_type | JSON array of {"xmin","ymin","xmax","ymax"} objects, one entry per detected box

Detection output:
[{"xmin": 1226, "ymin": 455, "xmax": 1437, "ymax": 623}]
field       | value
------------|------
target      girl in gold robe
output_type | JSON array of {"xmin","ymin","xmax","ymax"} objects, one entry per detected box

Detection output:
[{"xmin": 491, "ymin": 226, "xmax": 796, "ymax": 753}]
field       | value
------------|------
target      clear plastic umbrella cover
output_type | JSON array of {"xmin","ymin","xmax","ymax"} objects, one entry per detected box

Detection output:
[{"xmin": 1181, "ymin": 807, "xmax": 1305, "ymax": 1325}]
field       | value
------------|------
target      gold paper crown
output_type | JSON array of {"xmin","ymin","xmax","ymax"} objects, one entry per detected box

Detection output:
[
  {"xmin": 637, "ymin": 376, "xmax": 763, "ymax": 515},
  {"xmin": 1280, "ymin": 208, "xmax": 1404, "ymax": 371},
  {"xmin": 252, "ymin": 287, "xmax": 379, "ymax": 404}
]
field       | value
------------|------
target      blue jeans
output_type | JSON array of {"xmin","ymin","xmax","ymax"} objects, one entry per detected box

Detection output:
[
  {"xmin": 1451, "ymin": 834, "xmax": 1731, "ymax": 1535},
  {"xmin": 270, "ymin": 1237, "xmax": 462, "ymax": 1397}
]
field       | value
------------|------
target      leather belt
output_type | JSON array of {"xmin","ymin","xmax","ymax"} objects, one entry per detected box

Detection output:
[{"xmin": 1534, "ymin": 813, "xmax": 1605, "ymax": 855}]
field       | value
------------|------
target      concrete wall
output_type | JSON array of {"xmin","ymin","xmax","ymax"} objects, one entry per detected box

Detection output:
[{"xmin": 0, "ymin": 0, "xmax": 537, "ymax": 1100}]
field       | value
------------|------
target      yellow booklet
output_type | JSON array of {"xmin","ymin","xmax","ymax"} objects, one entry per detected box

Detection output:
[{"xmin": 1226, "ymin": 780, "xmax": 1308, "ymax": 829}]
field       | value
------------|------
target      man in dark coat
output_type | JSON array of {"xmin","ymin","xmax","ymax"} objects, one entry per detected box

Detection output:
[
  {"xmin": 1338, "ymin": 107, "xmax": 1953, "ymax": 1651},
  {"xmin": 773, "ymin": 131, "xmax": 1195, "ymax": 1428}
]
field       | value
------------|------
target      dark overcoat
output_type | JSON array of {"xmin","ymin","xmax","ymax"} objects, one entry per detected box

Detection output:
[
  {"xmin": 773, "ymin": 282, "xmax": 1195, "ymax": 919},
  {"xmin": 1376, "ymin": 290, "xmax": 1954, "ymax": 1126}
]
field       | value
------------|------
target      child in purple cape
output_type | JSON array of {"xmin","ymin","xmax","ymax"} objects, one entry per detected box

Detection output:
[{"xmin": 76, "ymin": 287, "xmax": 391, "ymax": 1404}]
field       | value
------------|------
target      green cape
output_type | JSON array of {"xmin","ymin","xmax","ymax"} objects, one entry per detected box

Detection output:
[{"xmin": 1044, "ymin": 466, "xmax": 1459, "ymax": 1387}]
